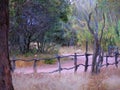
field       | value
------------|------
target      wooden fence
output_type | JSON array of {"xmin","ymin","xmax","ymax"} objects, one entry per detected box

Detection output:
[{"xmin": 10, "ymin": 52, "xmax": 120, "ymax": 74}]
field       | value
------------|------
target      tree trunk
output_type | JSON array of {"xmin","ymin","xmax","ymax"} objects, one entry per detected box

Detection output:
[
  {"xmin": 19, "ymin": 34, "xmax": 25, "ymax": 54},
  {"xmin": 91, "ymin": 38, "xmax": 100, "ymax": 73},
  {"xmin": 0, "ymin": 0, "xmax": 14, "ymax": 90}
]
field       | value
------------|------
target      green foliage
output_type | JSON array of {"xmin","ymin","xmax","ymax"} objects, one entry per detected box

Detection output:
[
  {"xmin": 101, "ymin": 20, "xmax": 120, "ymax": 51},
  {"xmin": 77, "ymin": 29, "xmax": 93, "ymax": 47},
  {"xmin": 9, "ymin": 0, "xmax": 72, "ymax": 54},
  {"xmin": 60, "ymin": 12, "xmax": 68, "ymax": 22},
  {"xmin": 32, "ymin": 0, "xmax": 70, "ymax": 22},
  {"xmin": 98, "ymin": 0, "xmax": 120, "ymax": 14},
  {"xmin": 22, "ymin": 48, "xmax": 37, "ymax": 57},
  {"xmin": 44, "ymin": 59, "xmax": 55, "ymax": 64},
  {"xmin": 24, "ymin": 52, "xmax": 33, "ymax": 57}
]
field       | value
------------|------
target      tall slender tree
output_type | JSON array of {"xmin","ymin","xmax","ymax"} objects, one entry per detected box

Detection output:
[{"xmin": 0, "ymin": 0, "xmax": 14, "ymax": 89}]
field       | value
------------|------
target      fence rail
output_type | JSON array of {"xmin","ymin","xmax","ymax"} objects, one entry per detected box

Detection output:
[{"xmin": 10, "ymin": 52, "xmax": 120, "ymax": 74}]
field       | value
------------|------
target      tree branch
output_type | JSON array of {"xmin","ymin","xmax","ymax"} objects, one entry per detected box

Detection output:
[
  {"xmin": 87, "ymin": 12, "xmax": 94, "ymax": 35},
  {"xmin": 100, "ymin": 13, "xmax": 105, "ymax": 43}
]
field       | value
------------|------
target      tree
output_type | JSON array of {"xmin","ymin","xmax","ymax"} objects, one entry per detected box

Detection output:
[
  {"xmin": 9, "ymin": 0, "xmax": 54, "ymax": 53},
  {"xmin": 73, "ymin": 0, "xmax": 105, "ymax": 73},
  {"xmin": 9, "ymin": 0, "xmax": 71, "ymax": 54},
  {"xmin": 86, "ymin": 6, "xmax": 105, "ymax": 73},
  {"xmin": 0, "ymin": 0, "xmax": 14, "ymax": 89}
]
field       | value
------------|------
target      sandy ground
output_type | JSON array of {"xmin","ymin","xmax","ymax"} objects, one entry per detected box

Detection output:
[{"xmin": 13, "ymin": 54, "xmax": 120, "ymax": 74}]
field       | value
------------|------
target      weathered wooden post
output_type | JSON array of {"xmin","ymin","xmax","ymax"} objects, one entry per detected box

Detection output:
[
  {"xmin": 115, "ymin": 52, "xmax": 118, "ymax": 68},
  {"xmin": 11, "ymin": 60, "xmax": 16, "ymax": 72},
  {"xmin": 106, "ymin": 54, "xmax": 109, "ymax": 67},
  {"xmin": 33, "ymin": 59, "xmax": 37, "ymax": 73},
  {"xmin": 74, "ymin": 53, "xmax": 78, "ymax": 73},
  {"xmin": 56, "ymin": 55, "xmax": 62, "ymax": 74},
  {"xmin": 11, "ymin": 56, "xmax": 16, "ymax": 72},
  {"xmin": 85, "ymin": 53, "xmax": 89, "ymax": 72},
  {"xmin": 85, "ymin": 40, "xmax": 89, "ymax": 72}
]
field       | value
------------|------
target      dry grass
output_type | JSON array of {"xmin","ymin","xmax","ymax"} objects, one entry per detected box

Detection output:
[
  {"xmin": 12, "ymin": 73, "xmax": 89, "ymax": 90},
  {"xmin": 59, "ymin": 46, "xmax": 83, "ymax": 54},
  {"xmin": 15, "ymin": 60, "xmax": 44, "ymax": 68},
  {"xmin": 12, "ymin": 66, "xmax": 120, "ymax": 90},
  {"xmin": 87, "ymin": 67, "xmax": 120, "ymax": 90},
  {"xmin": 11, "ymin": 54, "xmax": 55, "ymax": 68}
]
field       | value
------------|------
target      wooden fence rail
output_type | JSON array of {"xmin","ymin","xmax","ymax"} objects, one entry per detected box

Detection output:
[{"xmin": 10, "ymin": 52, "xmax": 120, "ymax": 74}]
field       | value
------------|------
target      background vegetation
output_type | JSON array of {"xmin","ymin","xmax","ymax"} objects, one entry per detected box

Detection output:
[{"xmin": 9, "ymin": 0, "xmax": 120, "ymax": 55}]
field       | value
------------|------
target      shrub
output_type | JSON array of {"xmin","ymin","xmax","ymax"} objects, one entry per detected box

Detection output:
[{"xmin": 44, "ymin": 59, "xmax": 55, "ymax": 64}]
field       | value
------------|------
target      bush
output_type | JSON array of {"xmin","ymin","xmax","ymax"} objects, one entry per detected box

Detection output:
[{"xmin": 44, "ymin": 59, "xmax": 55, "ymax": 64}]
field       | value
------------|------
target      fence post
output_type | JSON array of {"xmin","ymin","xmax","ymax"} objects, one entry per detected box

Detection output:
[
  {"xmin": 106, "ymin": 54, "xmax": 109, "ymax": 67},
  {"xmin": 56, "ymin": 55, "xmax": 62, "ymax": 74},
  {"xmin": 115, "ymin": 52, "xmax": 118, "ymax": 68},
  {"xmin": 85, "ymin": 53, "xmax": 88, "ymax": 72},
  {"xmin": 11, "ymin": 56, "xmax": 16, "ymax": 72},
  {"xmin": 74, "ymin": 53, "xmax": 78, "ymax": 73},
  {"xmin": 11, "ymin": 60, "xmax": 16, "ymax": 72},
  {"xmin": 33, "ymin": 59, "xmax": 37, "ymax": 73},
  {"xmin": 85, "ymin": 40, "xmax": 88, "ymax": 72}
]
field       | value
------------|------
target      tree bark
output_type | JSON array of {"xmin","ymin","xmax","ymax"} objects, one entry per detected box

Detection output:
[
  {"xmin": 0, "ymin": 0, "xmax": 14, "ymax": 90},
  {"xmin": 91, "ymin": 39, "xmax": 100, "ymax": 73}
]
